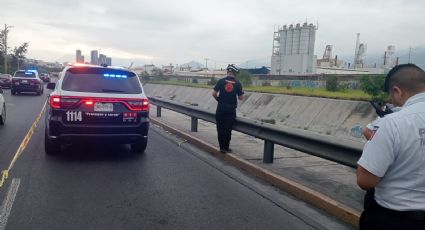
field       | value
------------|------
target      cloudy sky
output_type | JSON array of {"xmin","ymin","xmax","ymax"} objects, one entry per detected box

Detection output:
[{"xmin": 1, "ymin": 0, "xmax": 424, "ymax": 67}]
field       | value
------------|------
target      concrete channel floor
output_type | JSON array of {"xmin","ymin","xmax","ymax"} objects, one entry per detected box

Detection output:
[{"xmin": 149, "ymin": 105, "xmax": 365, "ymax": 212}]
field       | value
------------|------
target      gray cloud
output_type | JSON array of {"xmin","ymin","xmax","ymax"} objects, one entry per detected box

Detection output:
[{"xmin": 2, "ymin": 0, "xmax": 425, "ymax": 67}]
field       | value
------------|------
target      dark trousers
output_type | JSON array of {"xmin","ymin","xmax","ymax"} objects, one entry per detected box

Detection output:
[
  {"xmin": 215, "ymin": 108, "xmax": 236, "ymax": 150},
  {"xmin": 360, "ymin": 190, "xmax": 425, "ymax": 230}
]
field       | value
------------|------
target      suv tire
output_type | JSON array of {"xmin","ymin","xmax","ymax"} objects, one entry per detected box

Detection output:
[
  {"xmin": 131, "ymin": 139, "xmax": 147, "ymax": 153},
  {"xmin": 0, "ymin": 104, "xmax": 5, "ymax": 125},
  {"xmin": 45, "ymin": 129, "xmax": 61, "ymax": 155}
]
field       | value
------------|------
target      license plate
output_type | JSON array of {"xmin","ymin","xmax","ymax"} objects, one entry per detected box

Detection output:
[
  {"xmin": 94, "ymin": 103, "xmax": 113, "ymax": 112},
  {"xmin": 21, "ymin": 80, "xmax": 28, "ymax": 84}
]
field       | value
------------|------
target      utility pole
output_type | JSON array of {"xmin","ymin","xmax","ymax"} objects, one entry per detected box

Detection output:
[{"xmin": 3, "ymin": 24, "xmax": 13, "ymax": 74}]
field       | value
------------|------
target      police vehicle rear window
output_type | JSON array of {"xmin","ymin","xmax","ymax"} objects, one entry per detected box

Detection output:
[
  {"xmin": 14, "ymin": 71, "xmax": 36, "ymax": 78},
  {"xmin": 61, "ymin": 68, "xmax": 142, "ymax": 94}
]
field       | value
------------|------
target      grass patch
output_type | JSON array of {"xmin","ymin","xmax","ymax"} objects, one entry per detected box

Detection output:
[{"xmin": 145, "ymin": 80, "xmax": 372, "ymax": 101}]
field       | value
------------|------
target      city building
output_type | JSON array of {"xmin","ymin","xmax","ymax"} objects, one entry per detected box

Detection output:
[
  {"xmin": 76, "ymin": 49, "xmax": 84, "ymax": 63},
  {"xmin": 98, "ymin": 54, "xmax": 107, "ymax": 65},
  {"xmin": 106, "ymin": 57, "xmax": 112, "ymax": 66},
  {"xmin": 271, "ymin": 22, "xmax": 317, "ymax": 74},
  {"xmin": 90, "ymin": 50, "xmax": 99, "ymax": 65}
]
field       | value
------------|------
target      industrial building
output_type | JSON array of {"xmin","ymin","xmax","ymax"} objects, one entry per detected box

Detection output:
[{"xmin": 271, "ymin": 22, "xmax": 317, "ymax": 75}]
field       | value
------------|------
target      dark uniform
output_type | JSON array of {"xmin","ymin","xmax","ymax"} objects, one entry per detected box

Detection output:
[{"xmin": 213, "ymin": 76, "xmax": 244, "ymax": 152}]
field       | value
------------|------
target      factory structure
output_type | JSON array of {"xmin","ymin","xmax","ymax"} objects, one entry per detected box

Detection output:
[
  {"xmin": 271, "ymin": 22, "xmax": 398, "ymax": 75},
  {"xmin": 271, "ymin": 22, "xmax": 318, "ymax": 75}
]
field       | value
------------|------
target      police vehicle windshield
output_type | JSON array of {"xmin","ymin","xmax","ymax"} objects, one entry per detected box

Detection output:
[{"xmin": 61, "ymin": 68, "xmax": 142, "ymax": 94}]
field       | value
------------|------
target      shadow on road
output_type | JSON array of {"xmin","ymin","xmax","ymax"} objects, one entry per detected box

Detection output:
[{"xmin": 46, "ymin": 142, "xmax": 146, "ymax": 163}]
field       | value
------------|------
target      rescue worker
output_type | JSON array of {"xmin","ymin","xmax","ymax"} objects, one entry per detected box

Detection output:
[
  {"xmin": 212, "ymin": 64, "xmax": 244, "ymax": 153},
  {"xmin": 357, "ymin": 64, "xmax": 425, "ymax": 229}
]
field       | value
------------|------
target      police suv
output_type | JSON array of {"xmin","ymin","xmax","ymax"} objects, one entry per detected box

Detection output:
[{"xmin": 45, "ymin": 64, "xmax": 149, "ymax": 154}]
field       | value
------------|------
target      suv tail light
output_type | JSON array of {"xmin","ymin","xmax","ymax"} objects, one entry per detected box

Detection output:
[
  {"xmin": 48, "ymin": 96, "xmax": 149, "ymax": 111},
  {"xmin": 127, "ymin": 99, "xmax": 149, "ymax": 111},
  {"xmin": 49, "ymin": 95, "xmax": 61, "ymax": 109}
]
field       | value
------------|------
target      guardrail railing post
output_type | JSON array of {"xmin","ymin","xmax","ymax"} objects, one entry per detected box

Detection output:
[
  {"xmin": 157, "ymin": 106, "xmax": 162, "ymax": 117},
  {"xmin": 191, "ymin": 117, "xmax": 198, "ymax": 132},
  {"xmin": 263, "ymin": 140, "xmax": 274, "ymax": 163}
]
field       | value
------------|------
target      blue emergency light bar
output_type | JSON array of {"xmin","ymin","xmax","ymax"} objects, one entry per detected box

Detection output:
[{"xmin": 104, "ymin": 73, "xmax": 128, "ymax": 78}]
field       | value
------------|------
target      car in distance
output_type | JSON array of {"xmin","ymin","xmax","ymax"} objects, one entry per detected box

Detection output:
[
  {"xmin": 11, "ymin": 70, "xmax": 44, "ymax": 95},
  {"xmin": 45, "ymin": 64, "xmax": 150, "ymax": 154},
  {"xmin": 40, "ymin": 73, "xmax": 51, "ymax": 82},
  {"xmin": 0, "ymin": 74, "xmax": 12, "ymax": 88},
  {"xmin": 0, "ymin": 88, "xmax": 5, "ymax": 125}
]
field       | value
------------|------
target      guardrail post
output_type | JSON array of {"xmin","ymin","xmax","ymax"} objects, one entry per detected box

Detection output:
[
  {"xmin": 263, "ymin": 140, "xmax": 274, "ymax": 163},
  {"xmin": 157, "ymin": 106, "xmax": 162, "ymax": 117},
  {"xmin": 191, "ymin": 117, "xmax": 198, "ymax": 132}
]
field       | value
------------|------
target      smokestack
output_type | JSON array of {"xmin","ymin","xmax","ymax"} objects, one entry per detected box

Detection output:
[
  {"xmin": 354, "ymin": 33, "xmax": 360, "ymax": 69},
  {"xmin": 384, "ymin": 51, "xmax": 387, "ymax": 65}
]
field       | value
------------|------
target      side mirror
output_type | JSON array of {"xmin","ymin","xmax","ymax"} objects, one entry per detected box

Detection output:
[{"xmin": 47, "ymin": 82, "xmax": 56, "ymax": 90}]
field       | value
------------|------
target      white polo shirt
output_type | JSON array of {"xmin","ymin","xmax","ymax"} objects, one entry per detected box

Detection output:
[{"xmin": 358, "ymin": 92, "xmax": 425, "ymax": 211}]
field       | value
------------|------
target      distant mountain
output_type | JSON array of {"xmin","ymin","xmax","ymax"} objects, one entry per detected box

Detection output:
[
  {"xmin": 238, "ymin": 57, "xmax": 270, "ymax": 68},
  {"xmin": 178, "ymin": 61, "xmax": 204, "ymax": 69}
]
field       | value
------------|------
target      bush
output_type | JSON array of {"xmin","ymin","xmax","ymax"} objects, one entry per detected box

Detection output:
[
  {"xmin": 237, "ymin": 70, "xmax": 252, "ymax": 86},
  {"xmin": 192, "ymin": 78, "xmax": 198, "ymax": 84},
  {"xmin": 359, "ymin": 75, "xmax": 387, "ymax": 101},
  {"xmin": 326, "ymin": 76, "xmax": 339, "ymax": 92}
]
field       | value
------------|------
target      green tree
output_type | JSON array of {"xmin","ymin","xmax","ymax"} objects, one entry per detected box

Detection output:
[
  {"xmin": 326, "ymin": 76, "xmax": 339, "ymax": 92},
  {"xmin": 10, "ymin": 42, "xmax": 29, "ymax": 71},
  {"xmin": 236, "ymin": 70, "xmax": 252, "ymax": 86},
  {"xmin": 359, "ymin": 75, "xmax": 387, "ymax": 101}
]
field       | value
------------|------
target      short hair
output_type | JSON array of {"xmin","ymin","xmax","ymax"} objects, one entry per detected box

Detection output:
[{"xmin": 384, "ymin": 64, "xmax": 425, "ymax": 93}]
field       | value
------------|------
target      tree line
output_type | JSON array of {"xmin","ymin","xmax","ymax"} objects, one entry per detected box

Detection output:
[{"xmin": 0, "ymin": 25, "xmax": 29, "ymax": 74}]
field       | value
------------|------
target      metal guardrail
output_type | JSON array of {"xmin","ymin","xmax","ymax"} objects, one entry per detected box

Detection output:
[{"xmin": 149, "ymin": 97, "xmax": 364, "ymax": 168}]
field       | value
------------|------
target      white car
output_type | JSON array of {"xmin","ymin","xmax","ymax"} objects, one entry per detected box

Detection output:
[{"xmin": 0, "ymin": 88, "xmax": 5, "ymax": 125}]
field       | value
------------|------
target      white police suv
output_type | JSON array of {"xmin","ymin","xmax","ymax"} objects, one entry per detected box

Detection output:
[{"xmin": 45, "ymin": 64, "xmax": 149, "ymax": 154}]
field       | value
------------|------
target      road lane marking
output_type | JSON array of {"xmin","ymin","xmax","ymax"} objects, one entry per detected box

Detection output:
[
  {"xmin": 0, "ymin": 101, "xmax": 47, "ymax": 188},
  {"xmin": 0, "ymin": 178, "xmax": 20, "ymax": 230}
]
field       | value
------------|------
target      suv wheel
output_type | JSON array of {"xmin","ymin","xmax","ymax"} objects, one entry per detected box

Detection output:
[
  {"xmin": 131, "ymin": 139, "xmax": 147, "ymax": 153},
  {"xmin": 45, "ymin": 129, "xmax": 61, "ymax": 155},
  {"xmin": 0, "ymin": 104, "xmax": 5, "ymax": 125}
]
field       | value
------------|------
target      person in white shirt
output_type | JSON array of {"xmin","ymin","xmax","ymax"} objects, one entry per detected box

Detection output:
[{"xmin": 357, "ymin": 64, "xmax": 425, "ymax": 229}]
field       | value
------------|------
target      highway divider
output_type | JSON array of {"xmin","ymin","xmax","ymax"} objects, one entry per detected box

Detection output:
[{"xmin": 149, "ymin": 96, "xmax": 364, "ymax": 168}]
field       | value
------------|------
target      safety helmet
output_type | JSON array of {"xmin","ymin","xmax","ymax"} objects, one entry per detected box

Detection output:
[{"xmin": 226, "ymin": 64, "xmax": 239, "ymax": 74}]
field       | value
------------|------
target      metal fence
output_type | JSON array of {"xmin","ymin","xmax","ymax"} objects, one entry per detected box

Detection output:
[{"xmin": 149, "ymin": 97, "xmax": 364, "ymax": 168}]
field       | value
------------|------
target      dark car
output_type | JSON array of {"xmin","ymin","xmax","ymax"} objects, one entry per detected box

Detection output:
[
  {"xmin": 40, "ymin": 73, "xmax": 51, "ymax": 82},
  {"xmin": 0, "ymin": 74, "xmax": 12, "ymax": 88},
  {"xmin": 0, "ymin": 88, "xmax": 5, "ymax": 125},
  {"xmin": 45, "ymin": 64, "xmax": 150, "ymax": 155},
  {"xmin": 11, "ymin": 70, "xmax": 44, "ymax": 95}
]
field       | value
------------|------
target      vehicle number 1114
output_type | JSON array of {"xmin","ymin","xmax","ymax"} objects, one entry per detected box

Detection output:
[{"xmin": 66, "ymin": 111, "xmax": 82, "ymax": 122}]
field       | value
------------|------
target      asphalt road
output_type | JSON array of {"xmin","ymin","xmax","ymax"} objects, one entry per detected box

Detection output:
[{"xmin": 0, "ymin": 83, "xmax": 352, "ymax": 230}]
